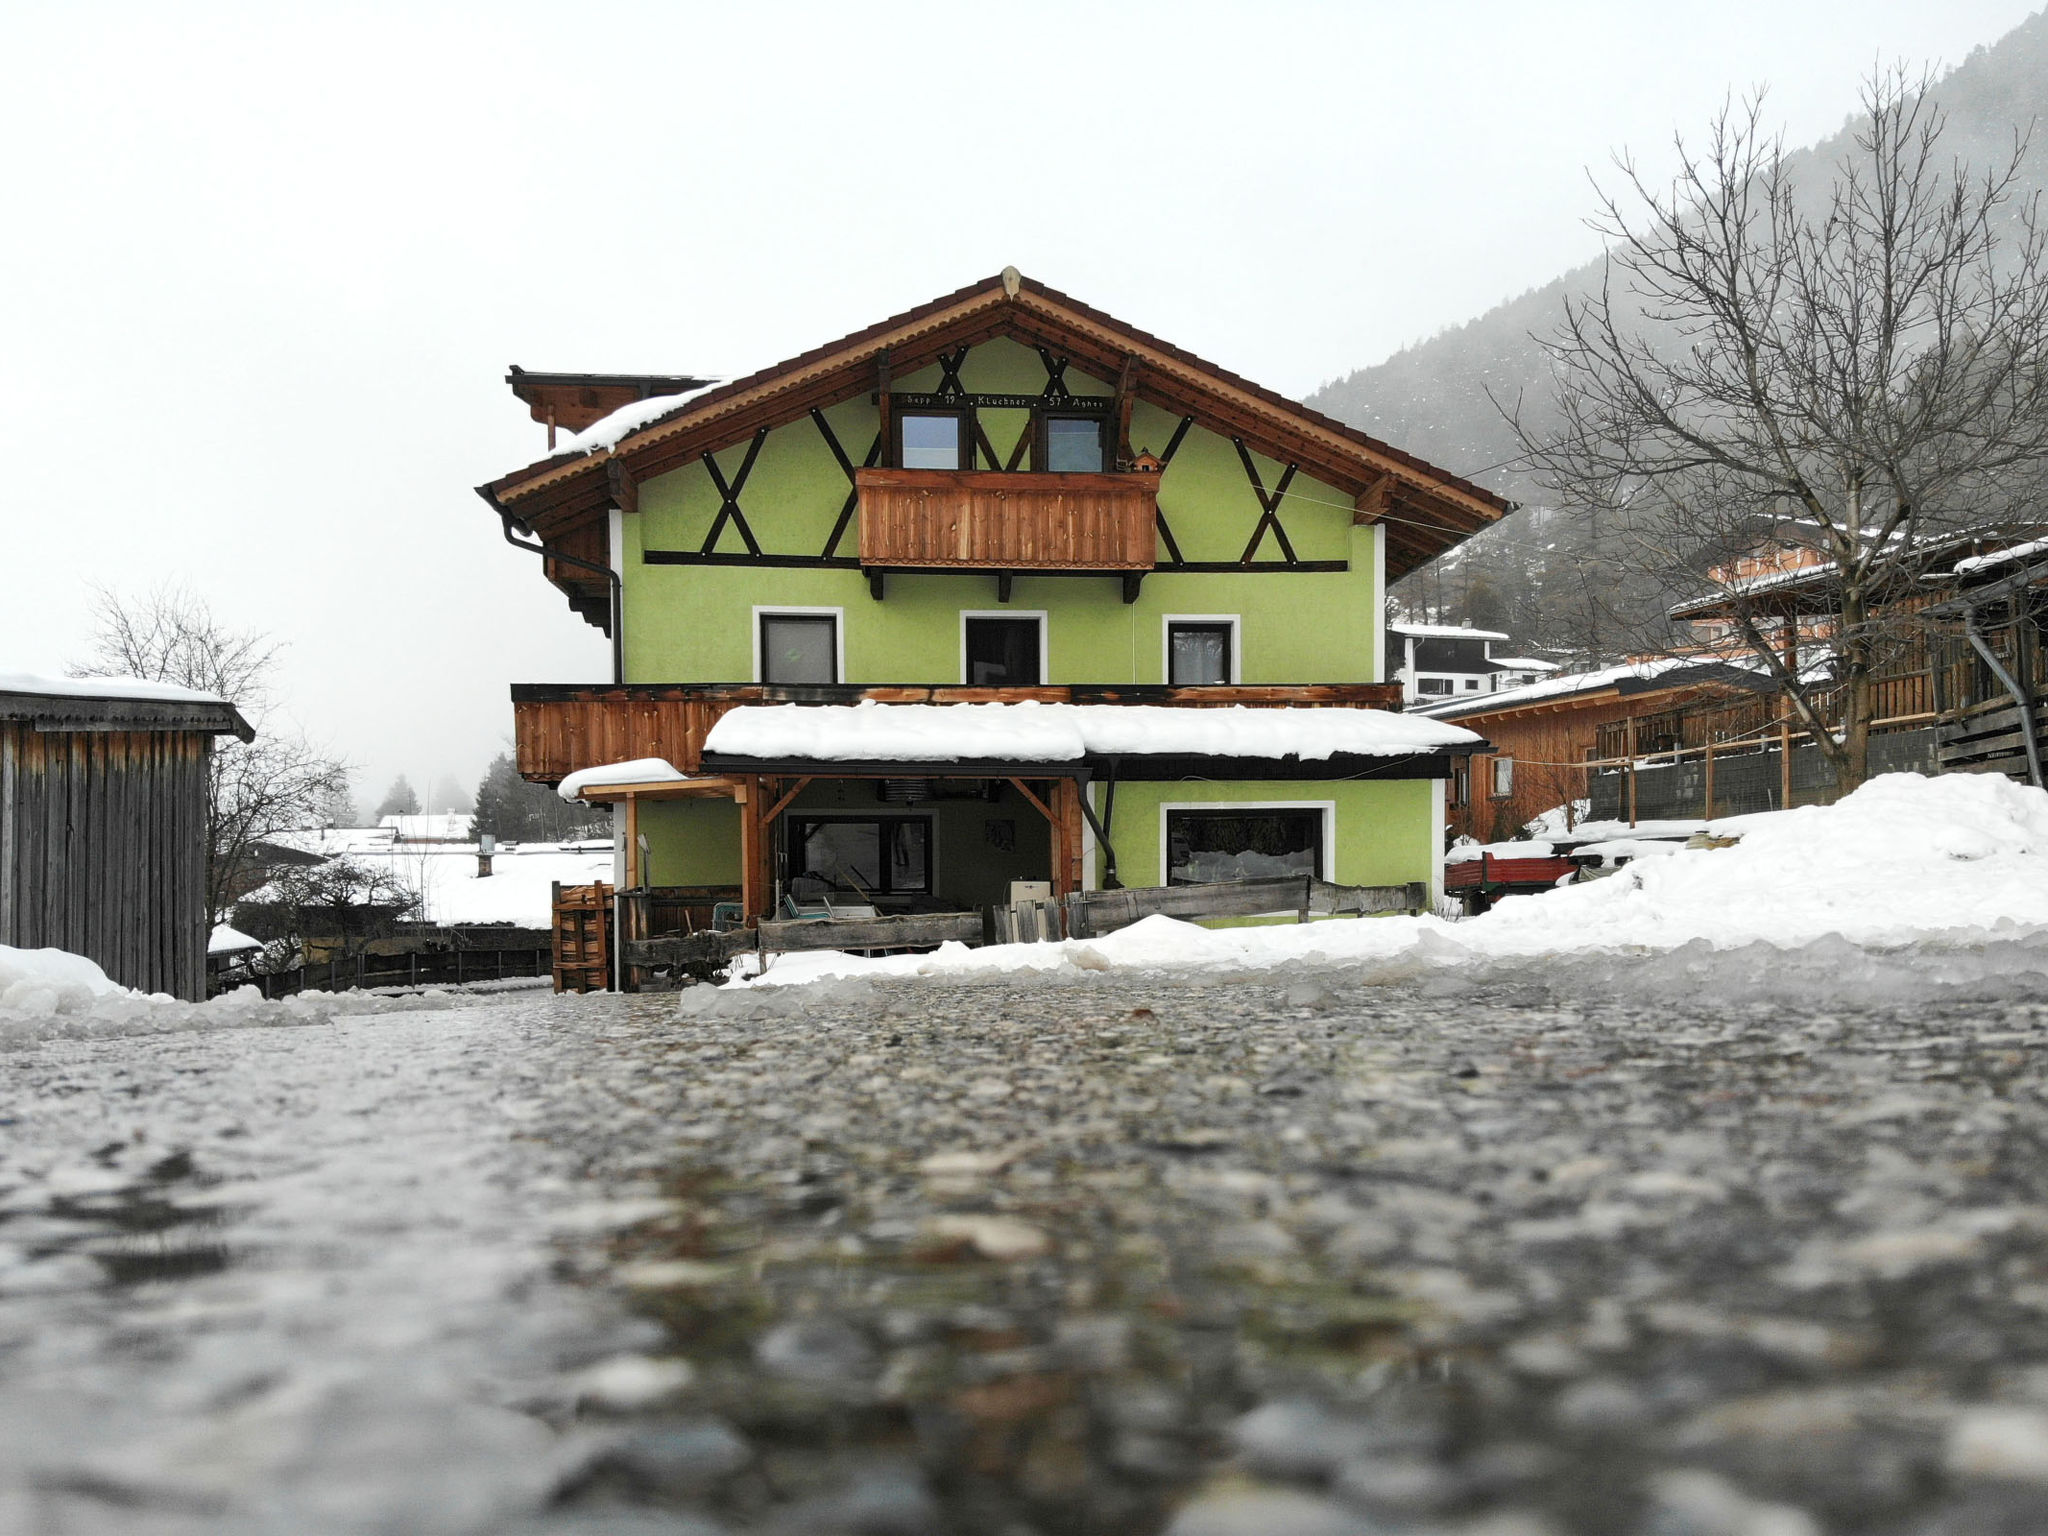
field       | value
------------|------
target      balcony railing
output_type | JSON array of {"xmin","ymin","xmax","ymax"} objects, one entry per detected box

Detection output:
[
  {"xmin": 855, "ymin": 468, "xmax": 1157, "ymax": 574},
  {"xmin": 512, "ymin": 682, "xmax": 1405, "ymax": 783}
]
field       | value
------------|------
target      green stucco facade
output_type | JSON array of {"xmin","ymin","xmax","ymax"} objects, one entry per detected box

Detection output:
[{"xmin": 606, "ymin": 334, "xmax": 1449, "ymax": 909}]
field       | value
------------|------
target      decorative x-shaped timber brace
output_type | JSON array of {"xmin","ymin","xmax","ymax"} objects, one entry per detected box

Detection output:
[
  {"xmin": 1152, "ymin": 416, "xmax": 1195, "ymax": 565},
  {"xmin": 1234, "ymin": 438, "xmax": 1300, "ymax": 565},
  {"xmin": 698, "ymin": 428, "xmax": 770, "ymax": 557},
  {"xmin": 811, "ymin": 409, "xmax": 882, "ymax": 559}
]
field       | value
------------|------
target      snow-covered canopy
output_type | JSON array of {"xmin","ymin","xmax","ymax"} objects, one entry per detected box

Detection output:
[
  {"xmin": 1489, "ymin": 656, "xmax": 1559, "ymax": 672},
  {"xmin": 551, "ymin": 385, "xmax": 722, "ymax": 457},
  {"xmin": 557, "ymin": 757, "xmax": 687, "ymax": 800},
  {"xmin": 1416, "ymin": 656, "xmax": 1725, "ymax": 719},
  {"xmin": 701, "ymin": 701, "xmax": 1480, "ymax": 765},
  {"xmin": 1955, "ymin": 535, "xmax": 2048, "ymax": 578},
  {"xmin": 208, "ymin": 924, "xmax": 263, "ymax": 956}
]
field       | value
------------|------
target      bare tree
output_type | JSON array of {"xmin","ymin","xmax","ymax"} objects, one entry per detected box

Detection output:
[
  {"xmin": 1512, "ymin": 67, "xmax": 2048, "ymax": 788},
  {"xmin": 73, "ymin": 584, "xmax": 350, "ymax": 928},
  {"xmin": 236, "ymin": 854, "xmax": 422, "ymax": 966}
]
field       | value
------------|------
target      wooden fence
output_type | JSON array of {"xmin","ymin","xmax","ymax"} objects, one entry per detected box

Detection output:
[{"xmin": 231, "ymin": 946, "xmax": 552, "ymax": 998}]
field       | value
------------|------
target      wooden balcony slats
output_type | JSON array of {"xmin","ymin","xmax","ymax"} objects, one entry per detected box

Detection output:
[
  {"xmin": 512, "ymin": 682, "xmax": 1404, "ymax": 784},
  {"xmin": 855, "ymin": 469, "xmax": 1156, "ymax": 572}
]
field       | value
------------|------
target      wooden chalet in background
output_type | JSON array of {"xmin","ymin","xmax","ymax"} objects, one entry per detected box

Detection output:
[
  {"xmin": 478, "ymin": 269, "xmax": 1511, "ymax": 977},
  {"xmin": 2, "ymin": 676, "xmax": 252, "ymax": 1000}
]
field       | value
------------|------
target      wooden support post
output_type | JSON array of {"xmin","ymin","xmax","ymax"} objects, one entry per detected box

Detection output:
[
  {"xmin": 875, "ymin": 349, "xmax": 892, "ymax": 465},
  {"xmin": 736, "ymin": 778, "xmax": 762, "ymax": 924},
  {"xmin": 1779, "ymin": 720, "xmax": 1793, "ymax": 809},
  {"xmin": 1051, "ymin": 777, "xmax": 1085, "ymax": 898},
  {"xmin": 1624, "ymin": 715, "xmax": 1638, "ymax": 828},
  {"xmin": 1703, "ymin": 736, "xmax": 1715, "ymax": 820}
]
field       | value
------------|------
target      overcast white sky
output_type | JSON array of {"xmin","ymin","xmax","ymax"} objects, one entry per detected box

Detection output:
[{"xmin": 1, "ymin": 1, "xmax": 2038, "ymax": 812}]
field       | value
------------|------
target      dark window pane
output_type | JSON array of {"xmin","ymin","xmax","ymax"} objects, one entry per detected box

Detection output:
[
  {"xmin": 964, "ymin": 617, "xmax": 1041, "ymax": 685},
  {"xmin": 790, "ymin": 817, "xmax": 930, "ymax": 896},
  {"xmin": 901, "ymin": 413, "xmax": 962, "ymax": 470},
  {"xmin": 1168, "ymin": 623, "xmax": 1231, "ymax": 685},
  {"xmin": 761, "ymin": 615, "xmax": 836, "ymax": 684},
  {"xmin": 1166, "ymin": 809, "xmax": 1322, "ymax": 885},
  {"xmin": 1044, "ymin": 415, "xmax": 1103, "ymax": 472}
]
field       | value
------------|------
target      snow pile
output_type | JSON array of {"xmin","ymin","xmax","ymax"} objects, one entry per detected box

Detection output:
[
  {"xmin": 703, "ymin": 700, "xmax": 1480, "ymax": 764},
  {"xmin": 0, "ymin": 944, "xmax": 468, "ymax": 1049},
  {"xmin": 550, "ymin": 384, "xmax": 721, "ymax": 457},
  {"xmin": 557, "ymin": 757, "xmax": 685, "ymax": 800},
  {"xmin": 721, "ymin": 774, "xmax": 2048, "ymax": 993}
]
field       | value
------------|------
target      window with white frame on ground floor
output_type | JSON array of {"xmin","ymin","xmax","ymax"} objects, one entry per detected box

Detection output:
[
  {"xmin": 1417, "ymin": 677, "xmax": 1452, "ymax": 696},
  {"xmin": 787, "ymin": 815, "xmax": 931, "ymax": 898},
  {"xmin": 1492, "ymin": 756, "xmax": 1514, "ymax": 797},
  {"xmin": 758, "ymin": 613, "xmax": 838, "ymax": 684},
  {"xmin": 1167, "ymin": 621, "xmax": 1234, "ymax": 685},
  {"xmin": 1166, "ymin": 808, "xmax": 1323, "ymax": 885}
]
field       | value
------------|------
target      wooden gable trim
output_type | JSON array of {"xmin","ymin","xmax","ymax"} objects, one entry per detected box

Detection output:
[{"xmin": 483, "ymin": 275, "xmax": 1512, "ymax": 546}]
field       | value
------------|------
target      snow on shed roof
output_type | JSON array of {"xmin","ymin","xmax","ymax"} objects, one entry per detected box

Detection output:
[
  {"xmin": 701, "ymin": 701, "xmax": 1480, "ymax": 765},
  {"xmin": 557, "ymin": 757, "xmax": 687, "ymax": 800},
  {"xmin": 0, "ymin": 672, "xmax": 254, "ymax": 740},
  {"xmin": 1389, "ymin": 623, "xmax": 1511, "ymax": 641},
  {"xmin": 1414, "ymin": 656, "xmax": 1722, "ymax": 719},
  {"xmin": 1954, "ymin": 535, "xmax": 2048, "ymax": 578}
]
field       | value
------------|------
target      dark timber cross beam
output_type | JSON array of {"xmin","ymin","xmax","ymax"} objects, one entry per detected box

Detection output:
[
  {"xmin": 1234, "ymin": 438, "xmax": 1299, "ymax": 566},
  {"xmin": 699, "ymin": 428, "xmax": 768, "ymax": 557}
]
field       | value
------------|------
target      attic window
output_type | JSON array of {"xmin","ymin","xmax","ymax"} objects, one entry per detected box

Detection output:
[
  {"xmin": 899, "ymin": 412, "xmax": 968, "ymax": 470},
  {"xmin": 1040, "ymin": 414, "xmax": 1105, "ymax": 473}
]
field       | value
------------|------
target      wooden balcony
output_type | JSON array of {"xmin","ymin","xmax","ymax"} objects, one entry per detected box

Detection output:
[
  {"xmin": 512, "ymin": 681, "xmax": 1404, "ymax": 784},
  {"xmin": 856, "ymin": 469, "xmax": 1157, "ymax": 594}
]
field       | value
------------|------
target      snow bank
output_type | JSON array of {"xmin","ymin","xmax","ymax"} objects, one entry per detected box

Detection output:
[
  {"xmin": 703, "ymin": 700, "xmax": 1479, "ymax": 764},
  {"xmin": 720, "ymin": 774, "xmax": 2048, "ymax": 994},
  {"xmin": 0, "ymin": 944, "xmax": 474, "ymax": 1050}
]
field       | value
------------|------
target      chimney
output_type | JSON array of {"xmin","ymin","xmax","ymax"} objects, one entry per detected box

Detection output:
[{"xmin": 477, "ymin": 833, "xmax": 496, "ymax": 879}]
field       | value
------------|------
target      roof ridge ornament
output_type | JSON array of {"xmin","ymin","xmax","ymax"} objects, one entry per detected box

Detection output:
[{"xmin": 1000, "ymin": 265, "xmax": 1022, "ymax": 298}]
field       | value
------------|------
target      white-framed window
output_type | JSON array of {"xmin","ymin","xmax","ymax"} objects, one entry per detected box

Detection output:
[
  {"xmin": 1162, "ymin": 614, "xmax": 1240, "ymax": 685},
  {"xmin": 1417, "ymin": 677, "xmax": 1453, "ymax": 696},
  {"xmin": 1462, "ymin": 678, "xmax": 1480, "ymax": 690},
  {"xmin": 959, "ymin": 611, "xmax": 1048, "ymax": 686},
  {"xmin": 1157, "ymin": 799, "xmax": 1335, "ymax": 886},
  {"xmin": 785, "ymin": 812, "xmax": 935, "ymax": 898},
  {"xmin": 753, "ymin": 606, "xmax": 845, "ymax": 684},
  {"xmin": 1492, "ymin": 756, "xmax": 1515, "ymax": 797}
]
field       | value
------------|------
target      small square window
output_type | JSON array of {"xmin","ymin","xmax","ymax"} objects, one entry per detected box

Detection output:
[
  {"xmin": 964, "ymin": 616, "xmax": 1042, "ymax": 686},
  {"xmin": 1168, "ymin": 622, "xmax": 1233, "ymax": 685},
  {"xmin": 760, "ymin": 614, "xmax": 837, "ymax": 684},
  {"xmin": 1463, "ymin": 678, "xmax": 1480, "ymax": 690},
  {"xmin": 1492, "ymin": 757, "xmax": 1514, "ymax": 797},
  {"xmin": 899, "ymin": 412, "xmax": 966, "ymax": 470},
  {"xmin": 1042, "ymin": 414, "xmax": 1104, "ymax": 473}
]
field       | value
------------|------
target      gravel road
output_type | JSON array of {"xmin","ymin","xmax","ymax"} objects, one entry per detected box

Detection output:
[{"xmin": 7, "ymin": 952, "xmax": 2048, "ymax": 1535}]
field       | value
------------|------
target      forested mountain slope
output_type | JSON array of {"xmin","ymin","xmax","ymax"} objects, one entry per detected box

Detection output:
[{"xmin": 1307, "ymin": 10, "xmax": 2048, "ymax": 645}]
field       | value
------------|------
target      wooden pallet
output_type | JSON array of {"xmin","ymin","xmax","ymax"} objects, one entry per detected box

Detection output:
[{"xmin": 551, "ymin": 881, "xmax": 613, "ymax": 993}]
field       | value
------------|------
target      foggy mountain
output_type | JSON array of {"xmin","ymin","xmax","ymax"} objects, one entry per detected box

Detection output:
[{"xmin": 1308, "ymin": 9, "xmax": 2048, "ymax": 648}]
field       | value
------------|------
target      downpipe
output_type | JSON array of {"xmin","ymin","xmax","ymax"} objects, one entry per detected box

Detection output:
[
  {"xmin": 479, "ymin": 488, "xmax": 624, "ymax": 687},
  {"xmin": 1964, "ymin": 609, "xmax": 2044, "ymax": 789}
]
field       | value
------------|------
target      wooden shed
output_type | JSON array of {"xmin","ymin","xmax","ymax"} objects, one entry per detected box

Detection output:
[{"xmin": 1, "ymin": 676, "xmax": 253, "ymax": 1000}]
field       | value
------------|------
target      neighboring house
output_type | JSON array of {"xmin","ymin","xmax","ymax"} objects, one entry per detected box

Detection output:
[
  {"xmin": 1417, "ymin": 659, "xmax": 1774, "ymax": 842},
  {"xmin": 479, "ymin": 269, "xmax": 1507, "ymax": 945},
  {"xmin": 1385, "ymin": 622, "xmax": 1557, "ymax": 703},
  {"xmin": 1927, "ymin": 541, "xmax": 2048, "ymax": 786},
  {"xmin": 1, "ymin": 673, "xmax": 253, "ymax": 1000},
  {"xmin": 379, "ymin": 813, "xmax": 476, "ymax": 844}
]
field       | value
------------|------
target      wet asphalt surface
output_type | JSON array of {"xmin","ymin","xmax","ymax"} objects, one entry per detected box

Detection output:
[{"xmin": 6, "ymin": 955, "xmax": 2048, "ymax": 1535}]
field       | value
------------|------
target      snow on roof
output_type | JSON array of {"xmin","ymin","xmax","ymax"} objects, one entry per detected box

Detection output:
[
  {"xmin": 557, "ymin": 757, "xmax": 687, "ymax": 800},
  {"xmin": 1389, "ymin": 623, "xmax": 1511, "ymax": 641},
  {"xmin": 378, "ymin": 813, "xmax": 476, "ymax": 841},
  {"xmin": 1955, "ymin": 535, "xmax": 2048, "ymax": 577},
  {"xmin": 701, "ymin": 701, "xmax": 1481, "ymax": 764},
  {"xmin": 551, "ymin": 385, "xmax": 723, "ymax": 457},
  {"xmin": 238, "ymin": 842, "xmax": 613, "ymax": 929},
  {"xmin": 1489, "ymin": 656, "xmax": 1559, "ymax": 672},
  {"xmin": 1415, "ymin": 656, "xmax": 1712, "ymax": 719},
  {"xmin": 0, "ymin": 672, "xmax": 231, "ymax": 707},
  {"xmin": 208, "ymin": 924, "xmax": 263, "ymax": 956}
]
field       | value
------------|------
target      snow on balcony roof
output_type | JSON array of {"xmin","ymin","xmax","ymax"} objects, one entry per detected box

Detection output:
[
  {"xmin": 550, "ymin": 384, "xmax": 723, "ymax": 457},
  {"xmin": 1489, "ymin": 656, "xmax": 1560, "ymax": 671},
  {"xmin": 1388, "ymin": 623, "xmax": 1511, "ymax": 641},
  {"xmin": 0, "ymin": 672, "xmax": 231, "ymax": 706},
  {"xmin": 701, "ymin": 701, "xmax": 1480, "ymax": 765},
  {"xmin": 1414, "ymin": 656, "xmax": 1712, "ymax": 719},
  {"xmin": 557, "ymin": 757, "xmax": 687, "ymax": 800},
  {"xmin": 1954, "ymin": 535, "xmax": 2048, "ymax": 578}
]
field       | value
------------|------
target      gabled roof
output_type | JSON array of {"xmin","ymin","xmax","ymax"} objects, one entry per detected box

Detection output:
[{"xmin": 479, "ymin": 270, "xmax": 1513, "ymax": 582}]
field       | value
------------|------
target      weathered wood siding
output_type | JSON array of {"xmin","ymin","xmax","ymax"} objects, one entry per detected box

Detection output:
[
  {"xmin": 856, "ymin": 469, "xmax": 1157, "ymax": 571},
  {"xmin": 0, "ymin": 724, "xmax": 212, "ymax": 999}
]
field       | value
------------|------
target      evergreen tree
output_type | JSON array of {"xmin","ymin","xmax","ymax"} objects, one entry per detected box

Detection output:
[{"xmin": 374, "ymin": 774, "xmax": 421, "ymax": 819}]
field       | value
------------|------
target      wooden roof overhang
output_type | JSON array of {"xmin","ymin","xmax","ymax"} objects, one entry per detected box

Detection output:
[
  {"xmin": 506, "ymin": 367, "xmax": 715, "ymax": 434},
  {"xmin": 478, "ymin": 271, "xmax": 1514, "ymax": 591},
  {"xmin": 0, "ymin": 687, "xmax": 255, "ymax": 743}
]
